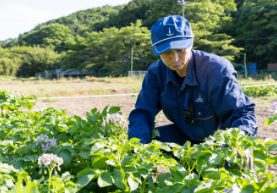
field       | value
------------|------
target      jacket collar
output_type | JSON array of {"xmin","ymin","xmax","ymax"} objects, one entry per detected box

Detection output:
[{"xmin": 164, "ymin": 49, "xmax": 198, "ymax": 87}]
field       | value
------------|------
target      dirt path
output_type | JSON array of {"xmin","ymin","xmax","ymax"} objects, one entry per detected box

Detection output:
[{"xmin": 34, "ymin": 95, "xmax": 277, "ymax": 175}]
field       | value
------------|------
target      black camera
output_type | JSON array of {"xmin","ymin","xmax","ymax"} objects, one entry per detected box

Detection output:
[{"xmin": 184, "ymin": 103, "xmax": 196, "ymax": 124}]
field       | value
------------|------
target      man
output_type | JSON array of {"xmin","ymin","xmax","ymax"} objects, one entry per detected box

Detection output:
[{"xmin": 128, "ymin": 15, "xmax": 258, "ymax": 146}]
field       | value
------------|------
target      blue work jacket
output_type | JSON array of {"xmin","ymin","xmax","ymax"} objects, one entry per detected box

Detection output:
[{"xmin": 128, "ymin": 50, "xmax": 258, "ymax": 144}]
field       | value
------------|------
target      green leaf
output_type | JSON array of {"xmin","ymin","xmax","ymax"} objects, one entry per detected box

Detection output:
[
  {"xmin": 78, "ymin": 151, "xmax": 90, "ymax": 159},
  {"xmin": 113, "ymin": 171, "xmax": 126, "ymax": 189},
  {"xmin": 208, "ymin": 154, "xmax": 223, "ymax": 165},
  {"xmin": 98, "ymin": 171, "xmax": 113, "ymax": 187},
  {"xmin": 264, "ymin": 117, "xmax": 277, "ymax": 126},
  {"xmin": 75, "ymin": 170, "xmax": 97, "ymax": 186},
  {"xmin": 268, "ymin": 144, "xmax": 277, "ymax": 152},
  {"xmin": 157, "ymin": 173, "xmax": 172, "ymax": 188},
  {"xmin": 143, "ymin": 162, "xmax": 155, "ymax": 171},
  {"xmin": 90, "ymin": 108, "xmax": 97, "ymax": 114},
  {"xmin": 22, "ymin": 155, "xmax": 38, "ymax": 162},
  {"xmin": 58, "ymin": 149, "xmax": 73, "ymax": 167},
  {"xmin": 90, "ymin": 142, "xmax": 105, "ymax": 154},
  {"xmin": 152, "ymin": 129, "xmax": 160, "ymax": 139},
  {"xmin": 253, "ymin": 180, "xmax": 268, "ymax": 192},
  {"xmin": 253, "ymin": 149, "xmax": 267, "ymax": 161},
  {"xmin": 137, "ymin": 168, "xmax": 151, "ymax": 179},
  {"xmin": 106, "ymin": 160, "xmax": 116, "ymax": 166},
  {"xmin": 194, "ymin": 179, "xmax": 224, "ymax": 193},
  {"xmin": 75, "ymin": 168, "xmax": 95, "ymax": 179},
  {"xmin": 67, "ymin": 121, "xmax": 80, "ymax": 134},
  {"xmin": 93, "ymin": 156, "xmax": 108, "ymax": 169},
  {"xmin": 184, "ymin": 173, "xmax": 199, "ymax": 187},
  {"xmin": 63, "ymin": 146, "xmax": 77, "ymax": 156},
  {"xmin": 61, "ymin": 172, "xmax": 74, "ymax": 183},
  {"xmin": 253, "ymin": 160, "xmax": 266, "ymax": 171},
  {"xmin": 127, "ymin": 175, "xmax": 139, "ymax": 191},
  {"xmin": 108, "ymin": 106, "xmax": 121, "ymax": 114},
  {"xmin": 202, "ymin": 169, "xmax": 221, "ymax": 180},
  {"xmin": 124, "ymin": 166, "xmax": 137, "ymax": 173},
  {"xmin": 82, "ymin": 138, "xmax": 96, "ymax": 147},
  {"xmin": 266, "ymin": 156, "xmax": 277, "ymax": 165},
  {"xmin": 65, "ymin": 181, "xmax": 80, "ymax": 193}
]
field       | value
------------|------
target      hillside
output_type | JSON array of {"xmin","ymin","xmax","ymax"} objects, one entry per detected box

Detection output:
[{"xmin": 0, "ymin": 0, "xmax": 277, "ymax": 77}]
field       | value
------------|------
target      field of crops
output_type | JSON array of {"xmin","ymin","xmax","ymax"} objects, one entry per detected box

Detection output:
[
  {"xmin": 241, "ymin": 84, "xmax": 277, "ymax": 97},
  {"xmin": 1, "ymin": 90, "xmax": 277, "ymax": 193}
]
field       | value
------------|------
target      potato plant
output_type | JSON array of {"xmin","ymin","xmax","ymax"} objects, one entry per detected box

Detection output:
[
  {"xmin": 0, "ymin": 90, "xmax": 277, "ymax": 193},
  {"xmin": 242, "ymin": 85, "xmax": 277, "ymax": 97}
]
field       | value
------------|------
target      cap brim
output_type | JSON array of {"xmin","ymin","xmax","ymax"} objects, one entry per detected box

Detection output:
[{"xmin": 153, "ymin": 38, "xmax": 193, "ymax": 56}]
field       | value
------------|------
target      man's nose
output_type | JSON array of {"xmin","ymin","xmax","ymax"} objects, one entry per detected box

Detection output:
[{"xmin": 172, "ymin": 51, "xmax": 179, "ymax": 62}]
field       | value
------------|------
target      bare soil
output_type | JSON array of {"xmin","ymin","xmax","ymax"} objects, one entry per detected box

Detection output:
[{"xmin": 34, "ymin": 95, "xmax": 277, "ymax": 175}]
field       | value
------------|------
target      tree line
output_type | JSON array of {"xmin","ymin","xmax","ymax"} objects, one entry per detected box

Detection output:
[{"xmin": 0, "ymin": 0, "xmax": 276, "ymax": 77}]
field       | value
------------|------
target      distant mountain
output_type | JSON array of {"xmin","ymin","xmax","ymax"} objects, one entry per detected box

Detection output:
[{"xmin": 4, "ymin": 38, "xmax": 13, "ymax": 41}]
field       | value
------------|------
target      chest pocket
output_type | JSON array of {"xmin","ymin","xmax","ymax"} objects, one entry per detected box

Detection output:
[
  {"xmin": 194, "ymin": 104, "xmax": 213, "ymax": 120},
  {"xmin": 193, "ymin": 103, "xmax": 216, "ymax": 139},
  {"xmin": 161, "ymin": 98, "xmax": 179, "ymax": 124}
]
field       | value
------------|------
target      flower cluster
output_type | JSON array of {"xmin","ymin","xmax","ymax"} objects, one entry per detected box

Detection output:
[
  {"xmin": 38, "ymin": 153, "xmax": 63, "ymax": 167},
  {"xmin": 36, "ymin": 134, "xmax": 57, "ymax": 152},
  {"xmin": 102, "ymin": 113, "xmax": 129, "ymax": 128},
  {"xmin": 269, "ymin": 102, "xmax": 277, "ymax": 114}
]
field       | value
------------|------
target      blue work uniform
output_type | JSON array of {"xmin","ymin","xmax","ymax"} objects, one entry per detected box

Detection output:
[{"xmin": 128, "ymin": 49, "xmax": 258, "ymax": 145}]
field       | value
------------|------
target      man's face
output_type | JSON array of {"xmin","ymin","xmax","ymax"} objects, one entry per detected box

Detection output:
[{"xmin": 159, "ymin": 48, "xmax": 191, "ymax": 71}]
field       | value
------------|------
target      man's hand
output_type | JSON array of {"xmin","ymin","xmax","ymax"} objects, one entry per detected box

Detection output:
[
  {"xmin": 237, "ymin": 149, "xmax": 254, "ymax": 171},
  {"xmin": 220, "ymin": 144, "xmax": 253, "ymax": 171}
]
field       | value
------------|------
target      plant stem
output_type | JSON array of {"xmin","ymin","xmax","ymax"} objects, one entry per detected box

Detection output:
[
  {"xmin": 142, "ymin": 178, "xmax": 147, "ymax": 193},
  {"xmin": 47, "ymin": 167, "xmax": 52, "ymax": 193}
]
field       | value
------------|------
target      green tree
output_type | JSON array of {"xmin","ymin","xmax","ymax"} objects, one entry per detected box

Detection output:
[
  {"xmin": 13, "ymin": 46, "xmax": 61, "ymax": 77},
  {"xmin": 146, "ymin": 0, "xmax": 242, "ymax": 62},
  {"xmin": 63, "ymin": 20, "xmax": 156, "ymax": 76},
  {"xmin": 18, "ymin": 24, "xmax": 74, "ymax": 52},
  {"xmin": 234, "ymin": 0, "xmax": 277, "ymax": 69}
]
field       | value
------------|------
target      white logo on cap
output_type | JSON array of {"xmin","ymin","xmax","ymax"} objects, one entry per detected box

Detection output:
[{"xmin": 166, "ymin": 28, "xmax": 174, "ymax": 36}]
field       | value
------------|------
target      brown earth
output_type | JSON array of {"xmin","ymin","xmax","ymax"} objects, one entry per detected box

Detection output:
[{"xmin": 34, "ymin": 95, "xmax": 277, "ymax": 175}]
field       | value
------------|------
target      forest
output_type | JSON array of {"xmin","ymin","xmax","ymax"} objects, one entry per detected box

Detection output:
[{"xmin": 0, "ymin": 0, "xmax": 276, "ymax": 77}]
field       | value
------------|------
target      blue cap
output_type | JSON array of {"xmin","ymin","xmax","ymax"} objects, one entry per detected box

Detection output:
[{"xmin": 151, "ymin": 15, "xmax": 194, "ymax": 56}]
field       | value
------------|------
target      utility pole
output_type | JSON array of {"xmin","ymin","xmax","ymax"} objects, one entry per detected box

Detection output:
[
  {"xmin": 244, "ymin": 53, "xmax": 247, "ymax": 79},
  {"xmin": 131, "ymin": 47, "xmax": 133, "ymax": 77},
  {"xmin": 178, "ymin": 0, "xmax": 186, "ymax": 17}
]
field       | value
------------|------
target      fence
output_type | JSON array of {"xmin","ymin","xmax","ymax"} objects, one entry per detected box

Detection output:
[
  {"xmin": 128, "ymin": 71, "xmax": 147, "ymax": 78},
  {"xmin": 35, "ymin": 69, "xmax": 63, "ymax": 79},
  {"xmin": 35, "ymin": 69, "xmax": 96, "ymax": 79}
]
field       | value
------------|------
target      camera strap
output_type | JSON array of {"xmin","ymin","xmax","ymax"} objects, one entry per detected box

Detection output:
[
  {"xmin": 184, "ymin": 52, "xmax": 197, "ymax": 107},
  {"xmin": 183, "ymin": 52, "xmax": 197, "ymax": 124}
]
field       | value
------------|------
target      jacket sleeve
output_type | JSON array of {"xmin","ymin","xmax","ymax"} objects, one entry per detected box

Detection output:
[
  {"xmin": 210, "ymin": 70, "xmax": 258, "ymax": 137},
  {"xmin": 128, "ymin": 70, "xmax": 161, "ymax": 144}
]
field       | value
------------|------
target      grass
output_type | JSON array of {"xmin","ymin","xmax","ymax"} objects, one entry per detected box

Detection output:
[
  {"xmin": 42, "ymin": 99, "xmax": 59, "ymax": 102},
  {"xmin": 0, "ymin": 76, "xmax": 143, "ymax": 85},
  {"xmin": 238, "ymin": 77, "xmax": 277, "ymax": 85},
  {"xmin": 0, "ymin": 76, "xmax": 143, "ymax": 98},
  {"xmin": 155, "ymin": 112, "xmax": 166, "ymax": 121}
]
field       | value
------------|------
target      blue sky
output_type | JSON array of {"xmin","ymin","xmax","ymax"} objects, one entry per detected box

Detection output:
[{"xmin": 0, "ymin": 0, "xmax": 132, "ymax": 41}]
